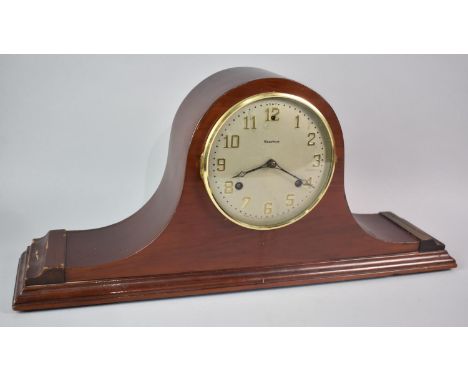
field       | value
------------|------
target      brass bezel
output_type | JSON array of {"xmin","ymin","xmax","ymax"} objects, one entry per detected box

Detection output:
[{"xmin": 200, "ymin": 92, "xmax": 336, "ymax": 230}]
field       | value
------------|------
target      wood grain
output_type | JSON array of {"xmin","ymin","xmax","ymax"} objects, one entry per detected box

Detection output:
[
  {"xmin": 12, "ymin": 67, "xmax": 456, "ymax": 311},
  {"xmin": 14, "ymin": 248, "xmax": 455, "ymax": 311}
]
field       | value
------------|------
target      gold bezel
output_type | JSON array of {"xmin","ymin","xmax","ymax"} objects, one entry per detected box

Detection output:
[{"xmin": 200, "ymin": 92, "xmax": 336, "ymax": 230}]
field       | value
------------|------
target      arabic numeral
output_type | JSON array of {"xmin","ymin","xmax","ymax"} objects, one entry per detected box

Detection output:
[
  {"xmin": 266, "ymin": 107, "xmax": 280, "ymax": 121},
  {"xmin": 223, "ymin": 135, "xmax": 240, "ymax": 148},
  {"xmin": 243, "ymin": 116, "xmax": 256, "ymax": 129}
]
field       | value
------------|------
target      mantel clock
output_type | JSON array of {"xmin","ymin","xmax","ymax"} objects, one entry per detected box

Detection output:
[{"xmin": 13, "ymin": 67, "xmax": 456, "ymax": 311}]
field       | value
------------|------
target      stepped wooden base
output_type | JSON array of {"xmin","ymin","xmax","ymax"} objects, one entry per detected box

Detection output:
[{"xmin": 13, "ymin": 248, "xmax": 456, "ymax": 311}]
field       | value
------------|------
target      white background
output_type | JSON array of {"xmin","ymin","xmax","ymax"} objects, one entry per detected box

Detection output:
[{"xmin": 1, "ymin": 55, "xmax": 467, "ymax": 326}]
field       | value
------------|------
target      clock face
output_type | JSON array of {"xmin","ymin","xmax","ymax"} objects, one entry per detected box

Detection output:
[{"xmin": 201, "ymin": 92, "xmax": 335, "ymax": 230}]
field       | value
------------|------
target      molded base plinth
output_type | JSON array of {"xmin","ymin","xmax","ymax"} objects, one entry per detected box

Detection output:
[{"xmin": 13, "ymin": 249, "xmax": 456, "ymax": 311}]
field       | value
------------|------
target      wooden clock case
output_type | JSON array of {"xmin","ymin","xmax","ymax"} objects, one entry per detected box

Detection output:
[{"xmin": 13, "ymin": 67, "xmax": 456, "ymax": 311}]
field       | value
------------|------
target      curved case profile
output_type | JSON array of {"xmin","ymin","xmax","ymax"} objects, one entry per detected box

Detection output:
[{"xmin": 13, "ymin": 67, "xmax": 456, "ymax": 311}]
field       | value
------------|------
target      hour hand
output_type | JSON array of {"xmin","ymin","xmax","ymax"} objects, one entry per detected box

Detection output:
[
  {"xmin": 233, "ymin": 160, "xmax": 271, "ymax": 178},
  {"xmin": 233, "ymin": 170, "xmax": 247, "ymax": 178}
]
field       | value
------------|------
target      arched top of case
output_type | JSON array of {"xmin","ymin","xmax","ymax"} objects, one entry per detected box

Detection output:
[{"xmin": 65, "ymin": 67, "xmax": 349, "ymax": 268}]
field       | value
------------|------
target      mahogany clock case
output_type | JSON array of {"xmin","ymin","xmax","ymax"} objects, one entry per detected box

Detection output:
[{"xmin": 10, "ymin": 65, "xmax": 457, "ymax": 311}]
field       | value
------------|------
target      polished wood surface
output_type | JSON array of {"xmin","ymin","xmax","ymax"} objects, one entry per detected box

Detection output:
[
  {"xmin": 12, "ymin": 67, "xmax": 456, "ymax": 311},
  {"xmin": 14, "ymin": 248, "xmax": 454, "ymax": 311}
]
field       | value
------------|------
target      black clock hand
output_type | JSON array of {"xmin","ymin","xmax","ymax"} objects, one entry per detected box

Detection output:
[
  {"xmin": 233, "ymin": 159, "xmax": 271, "ymax": 178},
  {"xmin": 270, "ymin": 160, "xmax": 314, "ymax": 187},
  {"xmin": 234, "ymin": 159, "xmax": 313, "ymax": 187},
  {"xmin": 274, "ymin": 164, "xmax": 301, "ymax": 181}
]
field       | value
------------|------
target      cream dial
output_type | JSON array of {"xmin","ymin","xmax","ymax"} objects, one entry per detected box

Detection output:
[{"xmin": 201, "ymin": 93, "xmax": 335, "ymax": 230}]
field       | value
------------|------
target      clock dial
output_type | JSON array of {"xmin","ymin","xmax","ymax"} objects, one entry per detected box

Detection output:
[{"xmin": 201, "ymin": 93, "xmax": 335, "ymax": 230}]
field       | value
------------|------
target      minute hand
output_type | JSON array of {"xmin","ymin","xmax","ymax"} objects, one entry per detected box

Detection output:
[
  {"xmin": 273, "ymin": 161, "xmax": 313, "ymax": 187},
  {"xmin": 273, "ymin": 163, "xmax": 302, "ymax": 181}
]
